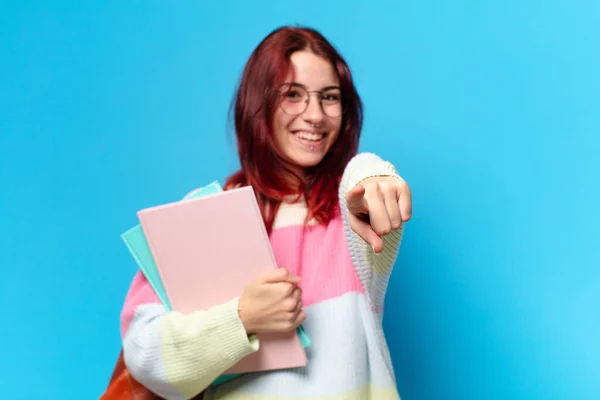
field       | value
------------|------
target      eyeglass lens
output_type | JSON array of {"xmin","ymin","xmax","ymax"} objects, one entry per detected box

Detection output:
[{"xmin": 278, "ymin": 84, "xmax": 343, "ymax": 118}]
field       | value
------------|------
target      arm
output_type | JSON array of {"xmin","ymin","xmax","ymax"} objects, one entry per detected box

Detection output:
[
  {"xmin": 120, "ymin": 272, "xmax": 259, "ymax": 399},
  {"xmin": 338, "ymin": 152, "xmax": 406, "ymax": 311}
]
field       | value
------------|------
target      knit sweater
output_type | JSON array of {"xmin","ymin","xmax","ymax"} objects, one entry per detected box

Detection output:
[{"xmin": 120, "ymin": 152, "xmax": 405, "ymax": 400}]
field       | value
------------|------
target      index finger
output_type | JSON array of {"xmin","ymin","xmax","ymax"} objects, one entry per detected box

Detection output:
[{"xmin": 261, "ymin": 268, "xmax": 301, "ymax": 284}]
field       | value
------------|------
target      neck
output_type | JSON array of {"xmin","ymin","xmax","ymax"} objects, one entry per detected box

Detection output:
[{"xmin": 282, "ymin": 163, "xmax": 306, "ymax": 191}]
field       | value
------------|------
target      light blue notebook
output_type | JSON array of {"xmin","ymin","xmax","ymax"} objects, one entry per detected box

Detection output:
[{"xmin": 121, "ymin": 181, "xmax": 311, "ymax": 385}]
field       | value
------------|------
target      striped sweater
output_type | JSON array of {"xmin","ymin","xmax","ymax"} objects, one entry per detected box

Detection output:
[{"xmin": 120, "ymin": 152, "xmax": 405, "ymax": 399}]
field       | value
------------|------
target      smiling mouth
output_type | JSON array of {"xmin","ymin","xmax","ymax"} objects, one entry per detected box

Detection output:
[{"xmin": 292, "ymin": 130, "xmax": 326, "ymax": 145}]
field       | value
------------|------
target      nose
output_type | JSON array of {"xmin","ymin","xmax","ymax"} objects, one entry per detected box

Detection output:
[{"xmin": 302, "ymin": 93, "xmax": 325, "ymax": 127}]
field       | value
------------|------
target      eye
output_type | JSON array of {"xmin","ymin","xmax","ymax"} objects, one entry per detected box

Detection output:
[
  {"xmin": 321, "ymin": 92, "xmax": 340, "ymax": 103},
  {"xmin": 283, "ymin": 89, "xmax": 305, "ymax": 102}
]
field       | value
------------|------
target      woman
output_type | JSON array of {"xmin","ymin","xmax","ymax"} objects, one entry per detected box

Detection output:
[{"xmin": 120, "ymin": 26, "xmax": 412, "ymax": 400}]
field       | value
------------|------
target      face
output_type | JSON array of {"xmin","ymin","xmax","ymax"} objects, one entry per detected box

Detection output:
[{"xmin": 272, "ymin": 50, "xmax": 342, "ymax": 175}]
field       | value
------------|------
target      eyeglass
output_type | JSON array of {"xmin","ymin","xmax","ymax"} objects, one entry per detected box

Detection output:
[{"xmin": 277, "ymin": 83, "xmax": 343, "ymax": 118}]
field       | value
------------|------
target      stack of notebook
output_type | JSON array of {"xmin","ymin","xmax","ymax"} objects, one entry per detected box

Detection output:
[{"xmin": 120, "ymin": 181, "xmax": 310, "ymax": 385}]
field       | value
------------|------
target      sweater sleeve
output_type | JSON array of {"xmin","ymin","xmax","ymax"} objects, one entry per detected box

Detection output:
[
  {"xmin": 338, "ymin": 152, "xmax": 405, "ymax": 312},
  {"xmin": 120, "ymin": 271, "xmax": 259, "ymax": 399}
]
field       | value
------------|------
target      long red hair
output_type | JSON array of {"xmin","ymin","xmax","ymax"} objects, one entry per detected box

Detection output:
[{"xmin": 224, "ymin": 26, "xmax": 363, "ymax": 233}]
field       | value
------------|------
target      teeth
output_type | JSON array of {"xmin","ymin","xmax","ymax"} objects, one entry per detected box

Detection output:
[{"xmin": 296, "ymin": 131, "xmax": 323, "ymax": 141}]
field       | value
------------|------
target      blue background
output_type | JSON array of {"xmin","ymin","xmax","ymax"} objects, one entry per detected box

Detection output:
[{"xmin": 1, "ymin": 1, "xmax": 598, "ymax": 399}]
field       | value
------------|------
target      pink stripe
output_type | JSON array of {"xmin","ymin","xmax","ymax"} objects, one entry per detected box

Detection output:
[
  {"xmin": 269, "ymin": 215, "xmax": 365, "ymax": 307},
  {"xmin": 120, "ymin": 215, "xmax": 363, "ymax": 336},
  {"xmin": 120, "ymin": 271, "xmax": 161, "ymax": 338}
]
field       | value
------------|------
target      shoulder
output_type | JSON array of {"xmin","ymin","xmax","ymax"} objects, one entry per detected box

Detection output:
[{"xmin": 120, "ymin": 271, "xmax": 162, "ymax": 337}]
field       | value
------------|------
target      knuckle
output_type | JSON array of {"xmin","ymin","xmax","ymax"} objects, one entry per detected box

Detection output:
[
  {"xmin": 284, "ymin": 299, "xmax": 297, "ymax": 312},
  {"xmin": 284, "ymin": 283, "xmax": 294, "ymax": 295},
  {"xmin": 278, "ymin": 282, "xmax": 291, "ymax": 295},
  {"xmin": 283, "ymin": 320, "xmax": 295, "ymax": 332},
  {"xmin": 378, "ymin": 181, "xmax": 390, "ymax": 191}
]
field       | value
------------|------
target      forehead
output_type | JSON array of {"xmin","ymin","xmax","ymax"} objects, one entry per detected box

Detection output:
[{"xmin": 286, "ymin": 50, "xmax": 339, "ymax": 89}]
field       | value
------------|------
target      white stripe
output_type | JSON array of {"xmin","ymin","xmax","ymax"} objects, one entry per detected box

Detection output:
[
  {"xmin": 204, "ymin": 292, "xmax": 397, "ymax": 398},
  {"xmin": 272, "ymin": 201, "xmax": 318, "ymax": 230},
  {"xmin": 123, "ymin": 304, "xmax": 186, "ymax": 400}
]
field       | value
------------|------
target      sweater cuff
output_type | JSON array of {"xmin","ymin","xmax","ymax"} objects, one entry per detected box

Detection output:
[
  {"xmin": 341, "ymin": 152, "xmax": 402, "ymax": 195},
  {"xmin": 216, "ymin": 297, "xmax": 260, "ymax": 363}
]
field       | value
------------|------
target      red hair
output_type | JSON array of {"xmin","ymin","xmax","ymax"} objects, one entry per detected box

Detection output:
[{"xmin": 224, "ymin": 26, "xmax": 363, "ymax": 233}]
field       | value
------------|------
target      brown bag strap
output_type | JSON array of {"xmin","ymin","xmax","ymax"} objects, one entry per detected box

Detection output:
[{"xmin": 100, "ymin": 350, "xmax": 162, "ymax": 400}]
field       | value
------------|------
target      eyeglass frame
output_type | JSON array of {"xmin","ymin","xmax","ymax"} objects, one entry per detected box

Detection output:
[{"xmin": 274, "ymin": 83, "xmax": 345, "ymax": 118}]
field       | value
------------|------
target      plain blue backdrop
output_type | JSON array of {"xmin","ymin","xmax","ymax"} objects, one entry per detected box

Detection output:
[{"xmin": 1, "ymin": 1, "xmax": 598, "ymax": 399}]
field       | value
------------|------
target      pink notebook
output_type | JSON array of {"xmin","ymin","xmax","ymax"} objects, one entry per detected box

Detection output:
[{"xmin": 137, "ymin": 186, "xmax": 307, "ymax": 374}]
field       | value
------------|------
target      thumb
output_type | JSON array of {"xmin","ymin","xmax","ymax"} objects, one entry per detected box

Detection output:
[
  {"xmin": 346, "ymin": 185, "xmax": 368, "ymax": 215},
  {"xmin": 352, "ymin": 218, "xmax": 385, "ymax": 254},
  {"xmin": 261, "ymin": 267, "xmax": 301, "ymax": 284}
]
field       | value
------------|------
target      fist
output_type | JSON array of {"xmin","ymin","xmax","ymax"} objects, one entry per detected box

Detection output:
[
  {"xmin": 346, "ymin": 176, "xmax": 411, "ymax": 253},
  {"xmin": 238, "ymin": 268, "xmax": 305, "ymax": 334}
]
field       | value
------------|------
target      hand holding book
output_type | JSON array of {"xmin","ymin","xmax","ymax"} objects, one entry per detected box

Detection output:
[{"xmin": 238, "ymin": 268, "xmax": 305, "ymax": 335}]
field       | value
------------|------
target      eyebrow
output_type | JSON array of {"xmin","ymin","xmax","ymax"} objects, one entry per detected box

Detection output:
[{"xmin": 288, "ymin": 82, "xmax": 341, "ymax": 91}]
